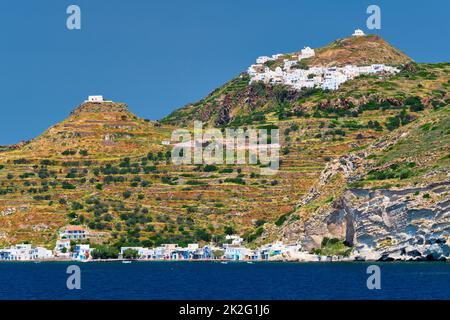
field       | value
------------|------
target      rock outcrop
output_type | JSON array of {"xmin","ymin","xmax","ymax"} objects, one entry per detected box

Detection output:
[{"xmin": 303, "ymin": 182, "xmax": 450, "ymax": 261}]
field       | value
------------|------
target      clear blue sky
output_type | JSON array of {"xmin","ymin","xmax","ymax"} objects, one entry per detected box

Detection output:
[{"xmin": 0, "ymin": 0, "xmax": 448, "ymax": 144}]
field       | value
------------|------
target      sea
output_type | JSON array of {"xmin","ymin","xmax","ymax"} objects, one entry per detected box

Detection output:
[{"xmin": 0, "ymin": 261, "xmax": 448, "ymax": 300}]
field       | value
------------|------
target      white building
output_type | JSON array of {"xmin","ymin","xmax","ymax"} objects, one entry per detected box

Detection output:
[
  {"xmin": 59, "ymin": 226, "xmax": 88, "ymax": 240},
  {"xmin": 31, "ymin": 247, "xmax": 53, "ymax": 260},
  {"xmin": 73, "ymin": 244, "xmax": 91, "ymax": 261},
  {"xmin": 299, "ymin": 46, "xmax": 315, "ymax": 59},
  {"xmin": 256, "ymin": 56, "xmax": 272, "ymax": 64},
  {"xmin": 87, "ymin": 95, "xmax": 104, "ymax": 103},
  {"xmin": 0, "ymin": 244, "xmax": 53, "ymax": 260},
  {"xmin": 223, "ymin": 246, "xmax": 253, "ymax": 260},
  {"xmin": 225, "ymin": 235, "xmax": 244, "ymax": 246},
  {"xmin": 54, "ymin": 239, "xmax": 71, "ymax": 256},
  {"xmin": 0, "ymin": 244, "xmax": 32, "ymax": 260},
  {"xmin": 352, "ymin": 29, "xmax": 365, "ymax": 36},
  {"xmin": 283, "ymin": 60, "xmax": 298, "ymax": 70},
  {"xmin": 187, "ymin": 243, "xmax": 199, "ymax": 250}
]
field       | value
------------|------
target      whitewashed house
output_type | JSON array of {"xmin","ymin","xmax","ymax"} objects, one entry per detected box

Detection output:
[
  {"xmin": 187, "ymin": 243, "xmax": 199, "ymax": 250},
  {"xmin": 31, "ymin": 247, "xmax": 53, "ymax": 260},
  {"xmin": 59, "ymin": 226, "xmax": 88, "ymax": 240},
  {"xmin": 223, "ymin": 245, "xmax": 253, "ymax": 260},
  {"xmin": 0, "ymin": 244, "xmax": 33, "ymax": 260},
  {"xmin": 256, "ymin": 56, "xmax": 272, "ymax": 64},
  {"xmin": 73, "ymin": 244, "xmax": 91, "ymax": 261},
  {"xmin": 226, "ymin": 235, "xmax": 244, "ymax": 246},
  {"xmin": 299, "ymin": 46, "xmax": 315, "ymax": 59},
  {"xmin": 54, "ymin": 239, "xmax": 71, "ymax": 257},
  {"xmin": 283, "ymin": 60, "xmax": 298, "ymax": 70}
]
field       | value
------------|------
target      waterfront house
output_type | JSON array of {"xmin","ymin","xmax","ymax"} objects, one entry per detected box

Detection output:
[
  {"xmin": 3, "ymin": 244, "xmax": 33, "ymax": 260},
  {"xmin": 224, "ymin": 245, "xmax": 253, "ymax": 260},
  {"xmin": 139, "ymin": 248, "xmax": 156, "ymax": 259},
  {"xmin": 30, "ymin": 247, "xmax": 53, "ymax": 260},
  {"xmin": 0, "ymin": 249, "xmax": 13, "ymax": 260},
  {"xmin": 153, "ymin": 244, "xmax": 179, "ymax": 259},
  {"xmin": 73, "ymin": 244, "xmax": 91, "ymax": 261},
  {"xmin": 170, "ymin": 248, "xmax": 189, "ymax": 260},
  {"xmin": 224, "ymin": 246, "xmax": 243, "ymax": 260}
]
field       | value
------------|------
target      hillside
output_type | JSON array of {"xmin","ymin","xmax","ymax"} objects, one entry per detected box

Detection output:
[
  {"xmin": 5, "ymin": 101, "xmax": 171, "ymax": 160},
  {"xmin": 161, "ymin": 34, "xmax": 414, "ymax": 127},
  {"xmin": 0, "ymin": 35, "xmax": 448, "ymax": 260},
  {"xmin": 303, "ymin": 34, "xmax": 412, "ymax": 67}
]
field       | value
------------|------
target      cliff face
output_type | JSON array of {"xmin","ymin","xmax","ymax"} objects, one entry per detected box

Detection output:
[{"xmin": 300, "ymin": 182, "xmax": 450, "ymax": 261}]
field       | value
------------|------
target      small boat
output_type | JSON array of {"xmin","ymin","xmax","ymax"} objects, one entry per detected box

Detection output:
[
  {"xmin": 220, "ymin": 261, "xmax": 228, "ymax": 264},
  {"xmin": 247, "ymin": 261, "xmax": 254, "ymax": 264},
  {"xmin": 122, "ymin": 260, "xmax": 132, "ymax": 264}
]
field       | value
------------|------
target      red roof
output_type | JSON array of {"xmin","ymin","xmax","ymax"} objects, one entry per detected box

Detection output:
[{"xmin": 65, "ymin": 225, "xmax": 85, "ymax": 231}]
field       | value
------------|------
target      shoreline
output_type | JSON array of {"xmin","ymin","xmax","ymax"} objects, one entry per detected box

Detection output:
[{"xmin": 1, "ymin": 257, "xmax": 448, "ymax": 263}]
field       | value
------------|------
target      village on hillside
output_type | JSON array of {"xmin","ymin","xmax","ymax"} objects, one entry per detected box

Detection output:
[
  {"xmin": 0, "ymin": 225, "xmax": 350, "ymax": 262},
  {"xmin": 247, "ymin": 29, "xmax": 400, "ymax": 90}
]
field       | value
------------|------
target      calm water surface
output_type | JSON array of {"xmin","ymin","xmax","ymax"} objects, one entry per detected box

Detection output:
[{"xmin": 0, "ymin": 261, "xmax": 448, "ymax": 300}]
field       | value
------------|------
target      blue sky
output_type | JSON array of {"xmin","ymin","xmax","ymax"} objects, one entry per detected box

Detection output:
[{"xmin": 0, "ymin": 0, "xmax": 448, "ymax": 144}]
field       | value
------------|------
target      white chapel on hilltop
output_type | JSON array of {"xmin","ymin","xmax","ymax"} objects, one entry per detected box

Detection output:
[
  {"xmin": 352, "ymin": 29, "xmax": 365, "ymax": 37},
  {"xmin": 86, "ymin": 95, "xmax": 104, "ymax": 103},
  {"xmin": 299, "ymin": 46, "xmax": 315, "ymax": 59}
]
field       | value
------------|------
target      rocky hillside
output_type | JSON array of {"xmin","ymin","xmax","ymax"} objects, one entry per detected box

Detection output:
[
  {"xmin": 303, "ymin": 35, "xmax": 412, "ymax": 67},
  {"xmin": 161, "ymin": 35, "xmax": 414, "ymax": 127},
  {"xmin": 273, "ymin": 106, "xmax": 450, "ymax": 260},
  {"xmin": 5, "ymin": 101, "xmax": 171, "ymax": 160}
]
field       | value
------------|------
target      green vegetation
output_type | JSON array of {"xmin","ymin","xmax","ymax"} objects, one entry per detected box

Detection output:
[
  {"xmin": 91, "ymin": 245, "xmax": 119, "ymax": 259},
  {"xmin": 367, "ymin": 162, "xmax": 416, "ymax": 180},
  {"xmin": 312, "ymin": 237, "xmax": 352, "ymax": 256}
]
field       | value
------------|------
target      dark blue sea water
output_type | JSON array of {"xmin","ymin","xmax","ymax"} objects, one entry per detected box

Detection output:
[{"xmin": 0, "ymin": 261, "xmax": 448, "ymax": 300}]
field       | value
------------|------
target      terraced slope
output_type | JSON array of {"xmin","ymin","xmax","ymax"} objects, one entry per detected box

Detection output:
[
  {"xmin": 0, "ymin": 40, "xmax": 448, "ymax": 256},
  {"xmin": 304, "ymin": 35, "xmax": 412, "ymax": 67}
]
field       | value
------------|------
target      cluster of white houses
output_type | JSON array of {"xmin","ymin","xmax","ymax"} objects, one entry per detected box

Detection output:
[
  {"xmin": 247, "ymin": 29, "xmax": 400, "ymax": 91},
  {"xmin": 0, "ymin": 226, "xmax": 90, "ymax": 261},
  {"xmin": 0, "ymin": 244, "xmax": 53, "ymax": 261},
  {"xmin": 0, "ymin": 227, "xmax": 328, "ymax": 262}
]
